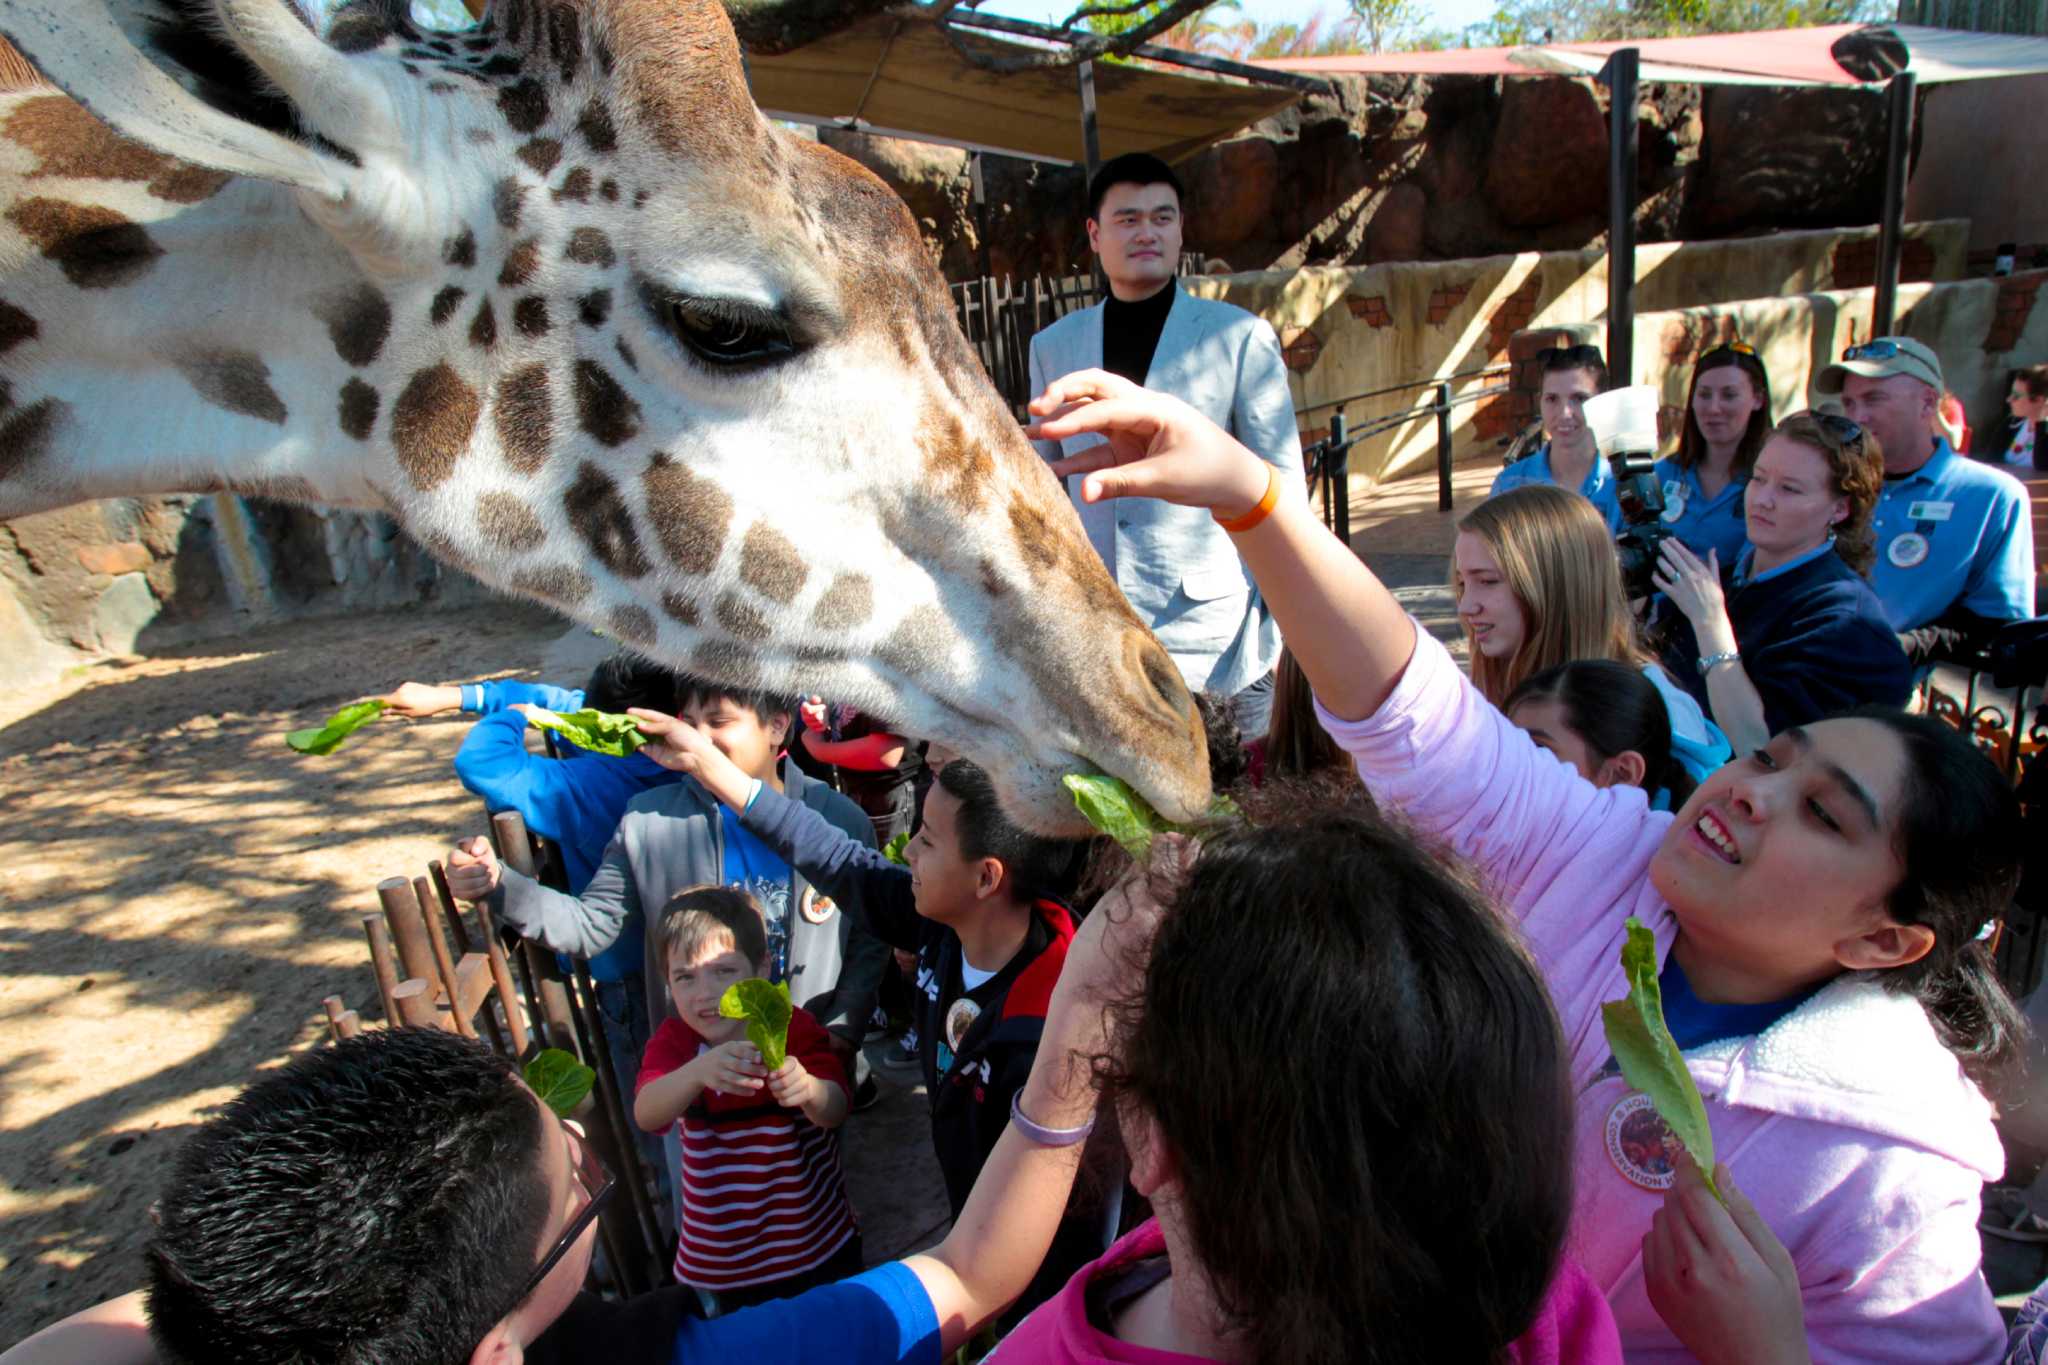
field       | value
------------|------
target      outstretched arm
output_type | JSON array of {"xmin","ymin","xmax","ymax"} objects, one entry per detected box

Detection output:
[{"xmin": 0, "ymin": 1293, "xmax": 154, "ymax": 1365}]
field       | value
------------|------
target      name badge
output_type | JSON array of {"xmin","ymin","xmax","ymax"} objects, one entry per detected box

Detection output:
[
  {"xmin": 1660, "ymin": 479, "xmax": 1686, "ymax": 524},
  {"xmin": 1906, "ymin": 500, "xmax": 1954, "ymax": 522}
]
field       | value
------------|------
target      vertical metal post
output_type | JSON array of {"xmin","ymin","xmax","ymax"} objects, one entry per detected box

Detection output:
[
  {"xmin": 1872, "ymin": 71, "xmax": 1918, "ymax": 338},
  {"xmin": 1328, "ymin": 411, "xmax": 1350, "ymax": 547},
  {"xmin": 1077, "ymin": 60, "xmax": 1102, "ymax": 181},
  {"xmin": 1603, "ymin": 48, "xmax": 1640, "ymax": 384},
  {"xmin": 1435, "ymin": 381, "xmax": 1455, "ymax": 512},
  {"xmin": 970, "ymin": 151, "xmax": 993, "ymax": 282}
]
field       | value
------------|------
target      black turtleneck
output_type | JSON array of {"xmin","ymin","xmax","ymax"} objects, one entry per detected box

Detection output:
[{"xmin": 1102, "ymin": 282, "xmax": 1176, "ymax": 385}]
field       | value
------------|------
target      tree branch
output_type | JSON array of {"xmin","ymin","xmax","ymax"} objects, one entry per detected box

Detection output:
[
  {"xmin": 722, "ymin": 0, "xmax": 1212, "ymax": 70},
  {"xmin": 936, "ymin": 0, "xmax": 1213, "ymax": 73}
]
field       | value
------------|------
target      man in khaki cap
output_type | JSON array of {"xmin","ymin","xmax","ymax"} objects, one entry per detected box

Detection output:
[{"xmin": 1815, "ymin": 337, "xmax": 2034, "ymax": 663}]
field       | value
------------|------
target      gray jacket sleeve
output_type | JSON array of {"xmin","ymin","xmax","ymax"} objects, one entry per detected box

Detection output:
[
  {"xmin": 1028, "ymin": 331, "xmax": 1064, "ymax": 467},
  {"xmin": 490, "ymin": 829, "xmax": 639, "ymax": 961},
  {"xmin": 1231, "ymin": 318, "xmax": 1304, "ymax": 477}
]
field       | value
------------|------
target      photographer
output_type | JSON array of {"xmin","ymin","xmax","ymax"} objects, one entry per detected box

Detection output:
[{"xmin": 1653, "ymin": 413, "xmax": 1911, "ymax": 756}]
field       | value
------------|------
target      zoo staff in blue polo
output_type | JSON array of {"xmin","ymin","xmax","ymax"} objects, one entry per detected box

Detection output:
[
  {"xmin": 1492, "ymin": 343, "xmax": 1625, "ymax": 531},
  {"xmin": 1653, "ymin": 341, "xmax": 1774, "ymax": 565},
  {"xmin": 1817, "ymin": 336, "xmax": 2036, "ymax": 665}
]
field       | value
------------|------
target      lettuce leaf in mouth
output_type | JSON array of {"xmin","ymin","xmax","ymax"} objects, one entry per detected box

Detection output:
[
  {"xmin": 882, "ymin": 830, "xmax": 912, "ymax": 865},
  {"xmin": 286, "ymin": 699, "xmax": 388, "ymax": 755},
  {"xmin": 1061, "ymin": 773, "xmax": 1238, "ymax": 858},
  {"xmin": 1600, "ymin": 916, "xmax": 1720, "ymax": 1199},
  {"xmin": 525, "ymin": 707, "xmax": 652, "ymax": 759},
  {"xmin": 524, "ymin": 1048, "xmax": 596, "ymax": 1118},
  {"xmin": 719, "ymin": 978, "xmax": 793, "ymax": 1071}
]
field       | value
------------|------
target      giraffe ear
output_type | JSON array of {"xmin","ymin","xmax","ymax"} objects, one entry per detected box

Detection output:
[{"xmin": 0, "ymin": 0, "xmax": 354, "ymax": 198}]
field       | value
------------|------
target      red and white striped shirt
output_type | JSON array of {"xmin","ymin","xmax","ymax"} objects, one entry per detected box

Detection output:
[{"xmin": 637, "ymin": 1008, "xmax": 858, "ymax": 1290}]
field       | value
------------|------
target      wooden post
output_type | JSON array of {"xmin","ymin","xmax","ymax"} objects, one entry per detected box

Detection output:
[
  {"xmin": 362, "ymin": 916, "xmax": 402, "ymax": 1024},
  {"xmin": 391, "ymin": 977, "xmax": 440, "ymax": 1030},
  {"xmin": 476, "ymin": 902, "xmax": 532, "ymax": 1055},
  {"xmin": 415, "ymin": 876, "xmax": 476, "ymax": 1039},
  {"xmin": 429, "ymin": 860, "xmax": 474, "ymax": 954},
  {"xmin": 377, "ymin": 876, "xmax": 436, "ymax": 983},
  {"xmin": 322, "ymin": 995, "xmax": 361, "ymax": 1042},
  {"xmin": 491, "ymin": 812, "xmax": 580, "ymax": 1054}
]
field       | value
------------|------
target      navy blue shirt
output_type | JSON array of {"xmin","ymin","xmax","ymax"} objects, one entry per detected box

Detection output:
[{"xmin": 1660, "ymin": 954, "xmax": 1817, "ymax": 1053}]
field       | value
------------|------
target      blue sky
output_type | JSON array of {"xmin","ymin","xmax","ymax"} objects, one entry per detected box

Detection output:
[{"xmin": 977, "ymin": 0, "xmax": 1500, "ymax": 45}]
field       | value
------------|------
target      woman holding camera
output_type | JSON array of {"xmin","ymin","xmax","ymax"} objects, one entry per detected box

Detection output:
[
  {"xmin": 1491, "ymin": 345, "xmax": 1625, "ymax": 531},
  {"xmin": 1653, "ymin": 413, "xmax": 1911, "ymax": 757},
  {"xmin": 1656, "ymin": 342, "xmax": 1772, "ymax": 565}
]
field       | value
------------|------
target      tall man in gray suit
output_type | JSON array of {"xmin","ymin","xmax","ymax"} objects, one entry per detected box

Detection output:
[{"xmin": 1028, "ymin": 153, "xmax": 1303, "ymax": 734}]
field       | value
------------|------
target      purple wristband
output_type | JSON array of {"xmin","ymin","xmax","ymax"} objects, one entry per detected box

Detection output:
[{"xmin": 1010, "ymin": 1089, "xmax": 1095, "ymax": 1146}]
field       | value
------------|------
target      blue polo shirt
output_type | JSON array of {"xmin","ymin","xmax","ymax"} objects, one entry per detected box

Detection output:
[
  {"xmin": 1491, "ymin": 442, "xmax": 1625, "ymax": 531},
  {"xmin": 1654, "ymin": 457, "xmax": 1750, "ymax": 566},
  {"xmin": 1868, "ymin": 440, "xmax": 2035, "ymax": 631}
]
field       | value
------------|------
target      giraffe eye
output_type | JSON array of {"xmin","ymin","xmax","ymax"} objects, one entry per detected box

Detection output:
[{"xmin": 659, "ymin": 294, "xmax": 797, "ymax": 368}]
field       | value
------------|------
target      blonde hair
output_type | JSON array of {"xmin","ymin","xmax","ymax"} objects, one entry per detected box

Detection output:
[{"xmin": 1455, "ymin": 485, "xmax": 1646, "ymax": 706}]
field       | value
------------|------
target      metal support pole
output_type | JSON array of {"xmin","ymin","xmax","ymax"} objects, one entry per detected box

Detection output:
[
  {"xmin": 1873, "ymin": 71, "xmax": 1918, "ymax": 338},
  {"xmin": 1602, "ymin": 48, "xmax": 1640, "ymax": 385},
  {"xmin": 1328, "ymin": 411, "xmax": 1351, "ymax": 548},
  {"xmin": 1077, "ymin": 60, "xmax": 1101, "ymax": 181},
  {"xmin": 1435, "ymin": 382, "xmax": 1455, "ymax": 513}
]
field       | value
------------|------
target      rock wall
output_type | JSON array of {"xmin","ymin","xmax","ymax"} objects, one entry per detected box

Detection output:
[{"xmin": 823, "ymin": 73, "xmax": 1892, "ymax": 281}]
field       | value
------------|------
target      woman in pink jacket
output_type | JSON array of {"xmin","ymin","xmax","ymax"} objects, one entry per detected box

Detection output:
[{"xmin": 1030, "ymin": 371, "xmax": 2024, "ymax": 1365}]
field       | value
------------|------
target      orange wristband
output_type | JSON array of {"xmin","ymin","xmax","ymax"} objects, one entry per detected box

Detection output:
[{"xmin": 1213, "ymin": 463, "xmax": 1281, "ymax": 534}]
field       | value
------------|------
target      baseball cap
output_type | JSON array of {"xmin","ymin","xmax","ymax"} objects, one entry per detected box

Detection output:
[{"xmin": 1813, "ymin": 336, "xmax": 1944, "ymax": 395}]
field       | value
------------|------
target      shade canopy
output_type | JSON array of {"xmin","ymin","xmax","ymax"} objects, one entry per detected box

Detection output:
[{"xmin": 747, "ymin": 14, "xmax": 1303, "ymax": 165}]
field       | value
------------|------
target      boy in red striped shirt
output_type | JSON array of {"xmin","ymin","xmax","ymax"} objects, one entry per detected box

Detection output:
[{"xmin": 634, "ymin": 886, "xmax": 860, "ymax": 1311}]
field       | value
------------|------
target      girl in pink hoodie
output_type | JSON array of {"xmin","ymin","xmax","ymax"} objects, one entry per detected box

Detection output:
[{"xmin": 1029, "ymin": 371, "xmax": 2024, "ymax": 1365}]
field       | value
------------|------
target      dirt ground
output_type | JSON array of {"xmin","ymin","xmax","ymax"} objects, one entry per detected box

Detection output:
[{"xmin": 0, "ymin": 602, "xmax": 950, "ymax": 1346}]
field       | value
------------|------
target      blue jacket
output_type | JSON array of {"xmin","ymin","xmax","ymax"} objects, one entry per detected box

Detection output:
[{"xmin": 453, "ymin": 680, "xmax": 680, "ymax": 981}]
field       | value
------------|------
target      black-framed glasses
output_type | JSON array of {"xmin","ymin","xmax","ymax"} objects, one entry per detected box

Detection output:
[
  {"xmin": 513, "ymin": 1122, "xmax": 616, "ymax": 1307},
  {"xmin": 1843, "ymin": 340, "xmax": 1904, "ymax": 361}
]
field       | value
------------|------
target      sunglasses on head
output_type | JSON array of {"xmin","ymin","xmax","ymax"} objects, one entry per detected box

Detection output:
[
  {"xmin": 1843, "ymin": 340, "xmax": 1906, "ymax": 362},
  {"xmin": 1700, "ymin": 340, "xmax": 1757, "ymax": 361},
  {"xmin": 1805, "ymin": 410, "xmax": 1866, "ymax": 452},
  {"xmin": 1538, "ymin": 344, "xmax": 1604, "ymax": 366}
]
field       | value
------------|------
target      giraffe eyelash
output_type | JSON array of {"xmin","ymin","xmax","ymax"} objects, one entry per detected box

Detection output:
[{"xmin": 640, "ymin": 285, "xmax": 800, "ymax": 370}]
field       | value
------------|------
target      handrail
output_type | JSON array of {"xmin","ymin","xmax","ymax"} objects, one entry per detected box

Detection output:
[
  {"xmin": 1304, "ymin": 381, "xmax": 1511, "ymax": 537},
  {"xmin": 1294, "ymin": 365, "xmax": 1511, "ymax": 420}
]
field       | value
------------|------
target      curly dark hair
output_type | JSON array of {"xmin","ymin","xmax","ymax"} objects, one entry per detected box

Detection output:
[
  {"xmin": 1770, "ymin": 411, "xmax": 1883, "ymax": 576},
  {"xmin": 1096, "ymin": 805, "xmax": 1575, "ymax": 1365}
]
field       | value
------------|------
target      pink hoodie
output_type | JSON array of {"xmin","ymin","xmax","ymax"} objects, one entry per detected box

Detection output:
[{"xmin": 1317, "ymin": 628, "xmax": 2004, "ymax": 1364}]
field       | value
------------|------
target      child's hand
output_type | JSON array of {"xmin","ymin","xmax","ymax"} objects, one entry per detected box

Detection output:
[
  {"xmin": 628, "ymin": 710, "xmax": 755, "ymax": 809},
  {"xmin": 444, "ymin": 836, "xmax": 502, "ymax": 901},
  {"xmin": 799, "ymin": 696, "xmax": 830, "ymax": 733},
  {"xmin": 690, "ymin": 1040, "xmax": 765, "ymax": 1095},
  {"xmin": 765, "ymin": 1055, "xmax": 819, "ymax": 1110},
  {"xmin": 1643, "ymin": 1152, "xmax": 1809, "ymax": 1365}
]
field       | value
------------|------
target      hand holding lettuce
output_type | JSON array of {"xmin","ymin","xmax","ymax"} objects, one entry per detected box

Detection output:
[
  {"xmin": 1602, "ymin": 917, "xmax": 1719, "ymax": 1200},
  {"xmin": 523, "ymin": 707, "xmax": 652, "ymax": 758},
  {"xmin": 719, "ymin": 978, "xmax": 793, "ymax": 1071},
  {"xmin": 285, "ymin": 699, "xmax": 388, "ymax": 755}
]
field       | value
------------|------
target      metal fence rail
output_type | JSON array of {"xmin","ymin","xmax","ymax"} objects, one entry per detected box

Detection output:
[{"xmin": 1301, "ymin": 370, "xmax": 1511, "ymax": 540}]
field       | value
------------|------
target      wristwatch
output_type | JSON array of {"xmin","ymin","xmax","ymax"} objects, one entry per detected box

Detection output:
[{"xmin": 1697, "ymin": 650, "xmax": 1741, "ymax": 677}]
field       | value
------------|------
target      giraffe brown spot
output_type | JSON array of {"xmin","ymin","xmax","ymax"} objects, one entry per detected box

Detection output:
[
  {"xmin": 577, "ymin": 289, "xmax": 611, "ymax": 328},
  {"xmin": 0, "ymin": 396, "xmax": 61, "ymax": 481},
  {"xmin": 503, "ymin": 139, "xmax": 552, "ymax": 178},
  {"xmin": 978, "ymin": 559, "xmax": 1007, "ymax": 599},
  {"xmin": 715, "ymin": 594, "xmax": 769, "ymax": 642},
  {"xmin": 477, "ymin": 490, "xmax": 547, "ymax": 552},
  {"xmin": 7, "ymin": 198, "xmax": 162, "ymax": 290},
  {"xmin": 479, "ymin": 54, "xmax": 523, "ymax": 79},
  {"xmin": 614, "ymin": 337, "xmax": 638, "ymax": 373},
  {"xmin": 553, "ymin": 167, "xmax": 592, "ymax": 203},
  {"xmin": 493, "ymin": 364, "xmax": 552, "ymax": 474},
  {"xmin": 564, "ymin": 461, "xmax": 652, "ymax": 578},
  {"xmin": 644, "ymin": 452, "xmax": 731, "ymax": 575},
  {"xmin": 390, "ymin": 362, "xmax": 480, "ymax": 491},
  {"xmin": 399, "ymin": 61, "xmax": 420, "ymax": 77},
  {"xmin": 469, "ymin": 297, "xmax": 498, "ymax": 349},
  {"xmin": 0, "ymin": 301, "xmax": 37, "ymax": 356},
  {"xmin": 812, "ymin": 573, "xmax": 872, "ymax": 629},
  {"xmin": 565, "ymin": 227, "xmax": 614, "ymax": 269},
  {"xmin": 599, "ymin": 178, "xmax": 620, "ymax": 203},
  {"xmin": 149, "ymin": 165, "xmax": 231, "ymax": 204},
  {"xmin": 573, "ymin": 358, "xmax": 639, "ymax": 446},
  {"xmin": 692, "ymin": 638, "xmax": 763, "ymax": 691},
  {"xmin": 1008, "ymin": 501, "xmax": 1061, "ymax": 577},
  {"xmin": 660, "ymin": 590, "xmax": 700, "ymax": 627},
  {"xmin": 918, "ymin": 408, "xmax": 987, "ymax": 511},
  {"xmin": 338, "ymin": 378, "xmax": 379, "ymax": 440},
  {"xmin": 738, "ymin": 523, "xmax": 807, "ymax": 604},
  {"xmin": 430, "ymin": 285, "xmax": 467, "ymax": 326},
  {"xmin": 877, "ymin": 606, "xmax": 951, "ymax": 682},
  {"xmin": 444, "ymin": 228, "xmax": 477, "ymax": 269},
  {"xmin": 466, "ymin": 129, "xmax": 498, "ymax": 146},
  {"xmin": 498, "ymin": 79, "xmax": 549, "ymax": 134},
  {"xmin": 608, "ymin": 604, "xmax": 655, "ymax": 646},
  {"xmin": 311, "ymin": 283, "xmax": 392, "ymax": 368},
  {"xmin": 577, "ymin": 100, "xmax": 618, "ymax": 154},
  {"xmin": 546, "ymin": 5, "xmax": 583, "ymax": 82},
  {"xmin": 9, "ymin": 95, "xmax": 164, "ymax": 182},
  {"xmin": 498, "ymin": 238, "xmax": 540, "ymax": 287},
  {"xmin": 513, "ymin": 296, "xmax": 551, "ymax": 337},
  {"xmin": 632, "ymin": 189, "xmax": 650, "ymax": 210},
  {"xmin": 492, "ymin": 177, "xmax": 525, "ymax": 231},
  {"xmin": 594, "ymin": 30, "xmax": 616, "ymax": 76},
  {"xmin": 427, "ymin": 80, "xmax": 460, "ymax": 95},
  {"xmin": 502, "ymin": 0, "xmax": 530, "ymax": 45},
  {"xmin": 175, "ymin": 351, "xmax": 288, "ymax": 425},
  {"xmin": 327, "ymin": 2, "xmax": 390, "ymax": 52},
  {"xmin": 511, "ymin": 564, "xmax": 593, "ymax": 605}
]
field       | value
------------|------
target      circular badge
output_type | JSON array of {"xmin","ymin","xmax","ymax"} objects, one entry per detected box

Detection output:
[
  {"xmin": 1604, "ymin": 1092, "xmax": 1681, "ymax": 1192},
  {"xmin": 1660, "ymin": 479, "xmax": 1687, "ymax": 524},
  {"xmin": 944, "ymin": 997, "xmax": 982, "ymax": 1054},
  {"xmin": 1887, "ymin": 531, "xmax": 1930, "ymax": 569},
  {"xmin": 799, "ymin": 887, "xmax": 836, "ymax": 925}
]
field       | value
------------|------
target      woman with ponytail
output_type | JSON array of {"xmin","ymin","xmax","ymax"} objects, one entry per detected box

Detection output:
[{"xmin": 1027, "ymin": 369, "xmax": 2025, "ymax": 1362}]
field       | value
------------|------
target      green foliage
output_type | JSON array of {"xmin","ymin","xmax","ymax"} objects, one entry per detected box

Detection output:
[
  {"xmin": 1459, "ymin": 0, "xmax": 1885, "ymax": 46},
  {"xmin": 719, "ymin": 978, "xmax": 794, "ymax": 1070},
  {"xmin": 883, "ymin": 830, "xmax": 912, "ymax": 865},
  {"xmin": 1348, "ymin": 0, "xmax": 1425, "ymax": 52},
  {"xmin": 524, "ymin": 1048, "xmax": 596, "ymax": 1118},
  {"xmin": 525, "ymin": 708, "xmax": 652, "ymax": 759},
  {"xmin": 285, "ymin": 699, "xmax": 387, "ymax": 756},
  {"xmin": 1599, "ymin": 918, "xmax": 1720, "ymax": 1199},
  {"xmin": 1061, "ymin": 773, "xmax": 1239, "ymax": 858}
]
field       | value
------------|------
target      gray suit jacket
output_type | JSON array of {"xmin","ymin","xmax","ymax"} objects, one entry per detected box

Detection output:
[{"xmin": 1028, "ymin": 283, "xmax": 1303, "ymax": 697}]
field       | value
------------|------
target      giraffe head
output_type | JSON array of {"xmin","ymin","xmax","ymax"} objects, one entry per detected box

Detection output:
[{"xmin": 0, "ymin": 0, "xmax": 1213, "ymax": 832}]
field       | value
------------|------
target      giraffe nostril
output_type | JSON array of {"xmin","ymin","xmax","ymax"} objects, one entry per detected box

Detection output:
[{"xmin": 1139, "ymin": 642, "xmax": 1192, "ymax": 727}]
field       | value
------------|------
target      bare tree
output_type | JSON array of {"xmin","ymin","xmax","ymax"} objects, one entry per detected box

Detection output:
[{"xmin": 1346, "ymin": 0, "xmax": 1422, "ymax": 52}]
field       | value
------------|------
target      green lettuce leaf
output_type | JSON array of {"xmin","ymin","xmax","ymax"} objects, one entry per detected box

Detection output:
[
  {"xmin": 286, "ymin": 699, "xmax": 387, "ymax": 755},
  {"xmin": 523, "ymin": 1047, "xmax": 595, "ymax": 1118},
  {"xmin": 882, "ymin": 830, "xmax": 912, "ymax": 865},
  {"xmin": 1600, "ymin": 917, "xmax": 1719, "ymax": 1199},
  {"xmin": 719, "ymin": 978, "xmax": 793, "ymax": 1071},
  {"xmin": 525, "ymin": 707, "xmax": 651, "ymax": 759},
  {"xmin": 1061, "ymin": 773, "xmax": 1239, "ymax": 857}
]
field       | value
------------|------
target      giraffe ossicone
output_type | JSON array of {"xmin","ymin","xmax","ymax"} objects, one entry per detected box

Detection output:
[{"xmin": 0, "ymin": 0, "xmax": 1212, "ymax": 832}]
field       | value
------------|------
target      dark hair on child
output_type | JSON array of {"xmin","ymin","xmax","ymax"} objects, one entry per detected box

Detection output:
[
  {"xmin": 657, "ymin": 884, "xmax": 769, "ymax": 974},
  {"xmin": 1263, "ymin": 647, "xmax": 1351, "ymax": 784},
  {"xmin": 2015, "ymin": 363, "xmax": 2048, "ymax": 402},
  {"xmin": 1087, "ymin": 151, "xmax": 1184, "ymax": 220},
  {"xmin": 145, "ymin": 1028, "xmax": 547, "ymax": 1365},
  {"xmin": 673, "ymin": 673, "xmax": 794, "ymax": 731},
  {"xmin": 1841, "ymin": 706, "xmax": 2029, "ymax": 1088},
  {"xmin": 936, "ymin": 758, "xmax": 1087, "ymax": 906},
  {"xmin": 1098, "ymin": 804, "xmax": 1575, "ymax": 1365},
  {"xmin": 585, "ymin": 650, "xmax": 678, "ymax": 715},
  {"xmin": 1505, "ymin": 659, "xmax": 1697, "ymax": 807}
]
